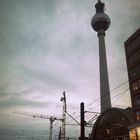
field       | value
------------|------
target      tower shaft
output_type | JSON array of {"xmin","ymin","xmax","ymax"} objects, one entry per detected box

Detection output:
[
  {"xmin": 91, "ymin": 0, "xmax": 111, "ymax": 113},
  {"xmin": 98, "ymin": 29, "xmax": 111, "ymax": 113}
]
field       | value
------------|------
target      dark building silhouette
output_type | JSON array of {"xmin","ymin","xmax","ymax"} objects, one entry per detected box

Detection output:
[
  {"xmin": 124, "ymin": 28, "xmax": 140, "ymax": 140},
  {"xmin": 124, "ymin": 28, "xmax": 140, "ymax": 123},
  {"xmin": 90, "ymin": 108, "xmax": 135, "ymax": 140}
]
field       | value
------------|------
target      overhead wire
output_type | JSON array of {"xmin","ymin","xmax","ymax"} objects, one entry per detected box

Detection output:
[
  {"xmin": 48, "ymin": 80, "xmax": 130, "ymax": 139},
  {"xmin": 34, "ymin": 80, "xmax": 130, "ymax": 139},
  {"xmin": 6, "ymin": 81, "xmax": 129, "ymax": 139},
  {"xmin": 85, "ymin": 80, "xmax": 129, "ymax": 109},
  {"xmin": 35, "ymin": 81, "xmax": 130, "ymax": 139},
  {"xmin": 58, "ymin": 81, "xmax": 130, "ymax": 138},
  {"xmin": 66, "ymin": 80, "xmax": 129, "ymax": 122}
]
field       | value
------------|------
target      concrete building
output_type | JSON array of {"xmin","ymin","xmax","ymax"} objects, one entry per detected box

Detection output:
[
  {"xmin": 124, "ymin": 28, "xmax": 140, "ymax": 140},
  {"xmin": 124, "ymin": 28, "xmax": 140, "ymax": 123}
]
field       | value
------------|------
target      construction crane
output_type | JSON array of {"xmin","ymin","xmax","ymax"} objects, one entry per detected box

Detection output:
[
  {"xmin": 60, "ymin": 91, "xmax": 67, "ymax": 140},
  {"xmin": 13, "ymin": 111, "xmax": 63, "ymax": 140}
]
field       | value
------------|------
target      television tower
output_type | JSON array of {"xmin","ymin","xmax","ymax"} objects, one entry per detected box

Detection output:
[{"xmin": 91, "ymin": 0, "xmax": 111, "ymax": 113}]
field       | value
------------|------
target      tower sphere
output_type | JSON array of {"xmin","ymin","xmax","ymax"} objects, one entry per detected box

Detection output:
[{"xmin": 91, "ymin": 0, "xmax": 110, "ymax": 32}]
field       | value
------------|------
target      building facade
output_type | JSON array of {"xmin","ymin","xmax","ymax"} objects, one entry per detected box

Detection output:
[
  {"xmin": 124, "ymin": 28, "xmax": 140, "ymax": 123},
  {"xmin": 124, "ymin": 28, "xmax": 140, "ymax": 140}
]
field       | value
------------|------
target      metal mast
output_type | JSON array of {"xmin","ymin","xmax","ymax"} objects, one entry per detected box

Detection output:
[
  {"xmin": 60, "ymin": 91, "xmax": 67, "ymax": 140},
  {"xmin": 49, "ymin": 117, "xmax": 56, "ymax": 140},
  {"xmin": 91, "ymin": 0, "xmax": 111, "ymax": 113}
]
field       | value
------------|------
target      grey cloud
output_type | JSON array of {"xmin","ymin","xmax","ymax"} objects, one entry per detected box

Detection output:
[
  {"xmin": 0, "ymin": 0, "xmax": 139, "ymax": 139},
  {"xmin": 0, "ymin": 96, "xmax": 53, "ymax": 109},
  {"xmin": 19, "ymin": 65, "xmax": 74, "ymax": 89},
  {"xmin": 0, "ymin": 0, "xmax": 59, "ymax": 63}
]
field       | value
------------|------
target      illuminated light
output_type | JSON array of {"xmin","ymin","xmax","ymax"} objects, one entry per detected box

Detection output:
[
  {"xmin": 137, "ymin": 127, "xmax": 140, "ymax": 140},
  {"xmin": 129, "ymin": 128, "xmax": 137, "ymax": 140},
  {"xmin": 129, "ymin": 127, "xmax": 140, "ymax": 140},
  {"xmin": 136, "ymin": 111, "xmax": 140, "ymax": 121},
  {"xmin": 106, "ymin": 128, "xmax": 110, "ymax": 135},
  {"xmin": 133, "ymin": 82, "xmax": 139, "ymax": 91}
]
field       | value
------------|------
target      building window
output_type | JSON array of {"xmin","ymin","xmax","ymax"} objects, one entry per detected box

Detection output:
[
  {"xmin": 137, "ymin": 127, "xmax": 140, "ymax": 140},
  {"xmin": 129, "ymin": 128, "xmax": 137, "ymax": 140},
  {"xmin": 136, "ymin": 110, "xmax": 140, "ymax": 121},
  {"xmin": 133, "ymin": 95, "xmax": 140, "ymax": 106},
  {"xmin": 126, "ymin": 36, "xmax": 140, "ymax": 55},
  {"xmin": 128, "ymin": 49, "xmax": 140, "ymax": 66},
  {"xmin": 132, "ymin": 79, "xmax": 140, "ymax": 93},
  {"xmin": 129, "ymin": 127, "xmax": 140, "ymax": 140},
  {"xmin": 136, "ymin": 99, "xmax": 140, "ymax": 106},
  {"xmin": 129, "ymin": 64, "xmax": 140, "ymax": 79},
  {"xmin": 133, "ymin": 82, "xmax": 139, "ymax": 91}
]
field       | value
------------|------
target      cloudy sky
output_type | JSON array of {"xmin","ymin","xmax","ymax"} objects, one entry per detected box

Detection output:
[{"xmin": 0, "ymin": 0, "xmax": 140, "ymax": 139}]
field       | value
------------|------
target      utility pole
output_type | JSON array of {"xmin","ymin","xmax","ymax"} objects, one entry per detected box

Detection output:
[
  {"xmin": 61, "ymin": 91, "xmax": 67, "ymax": 140},
  {"xmin": 58, "ymin": 127, "xmax": 61, "ymax": 140},
  {"xmin": 80, "ymin": 102, "xmax": 85, "ymax": 140},
  {"xmin": 49, "ymin": 117, "xmax": 56, "ymax": 140}
]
